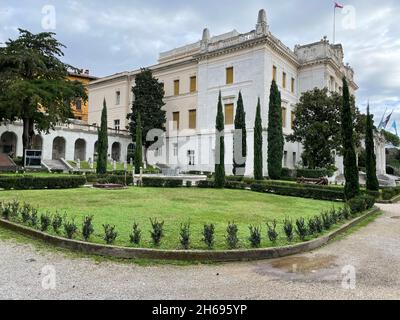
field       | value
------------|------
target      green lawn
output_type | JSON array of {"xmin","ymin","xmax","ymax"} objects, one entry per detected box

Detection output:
[{"xmin": 0, "ymin": 187, "xmax": 343, "ymax": 250}]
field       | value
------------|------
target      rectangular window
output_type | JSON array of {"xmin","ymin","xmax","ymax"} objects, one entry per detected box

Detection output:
[
  {"xmin": 282, "ymin": 72, "xmax": 286, "ymax": 89},
  {"xmin": 155, "ymin": 147, "xmax": 162, "ymax": 157},
  {"xmin": 114, "ymin": 119, "xmax": 120, "ymax": 132},
  {"xmin": 174, "ymin": 80, "xmax": 180, "ymax": 96},
  {"xmin": 293, "ymin": 152, "xmax": 297, "ymax": 168},
  {"xmin": 272, "ymin": 66, "xmax": 277, "ymax": 82},
  {"xmin": 282, "ymin": 107, "xmax": 287, "ymax": 128},
  {"xmin": 226, "ymin": 67, "xmax": 234, "ymax": 85},
  {"xmin": 291, "ymin": 78, "xmax": 295, "ymax": 93},
  {"xmin": 116, "ymin": 91, "xmax": 121, "ymax": 105},
  {"xmin": 224, "ymin": 103, "xmax": 234, "ymax": 125},
  {"xmin": 283, "ymin": 151, "xmax": 288, "ymax": 167},
  {"xmin": 190, "ymin": 76, "xmax": 197, "ymax": 93},
  {"xmin": 188, "ymin": 150, "xmax": 195, "ymax": 166},
  {"xmin": 173, "ymin": 112, "xmax": 180, "ymax": 130},
  {"xmin": 291, "ymin": 111, "xmax": 295, "ymax": 129},
  {"xmin": 173, "ymin": 143, "xmax": 178, "ymax": 157},
  {"xmin": 75, "ymin": 99, "xmax": 82, "ymax": 111},
  {"xmin": 189, "ymin": 109, "xmax": 197, "ymax": 129}
]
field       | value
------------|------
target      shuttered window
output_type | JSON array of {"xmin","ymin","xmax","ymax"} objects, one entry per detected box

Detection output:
[
  {"xmin": 174, "ymin": 80, "xmax": 180, "ymax": 96},
  {"xmin": 189, "ymin": 110, "xmax": 197, "ymax": 129},
  {"xmin": 282, "ymin": 107, "xmax": 287, "ymax": 128},
  {"xmin": 226, "ymin": 67, "xmax": 234, "ymax": 85},
  {"xmin": 190, "ymin": 76, "xmax": 197, "ymax": 93},
  {"xmin": 225, "ymin": 104, "xmax": 234, "ymax": 125},
  {"xmin": 272, "ymin": 66, "xmax": 277, "ymax": 82},
  {"xmin": 173, "ymin": 112, "xmax": 180, "ymax": 130}
]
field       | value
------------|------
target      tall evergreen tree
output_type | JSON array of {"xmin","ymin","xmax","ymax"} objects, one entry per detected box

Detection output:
[
  {"xmin": 96, "ymin": 99, "xmax": 108, "ymax": 174},
  {"xmin": 215, "ymin": 92, "xmax": 225, "ymax": 188},
  {"xmin": 127, "ymin": 69, "xmax": 166, "ymax": 165},
  {"xmin": 365, "ymin": 104, "xmax": 379, "ymax": 191},
  {"xmin": 254, "ymin": 98, "xmax": 263, "ymax": 180},
  {"xmin": 233, "ymin": 92, "xmax": 247, "ymax": 176},
  {"xmin": 134, "ymin": 112, "xmax": 143, "ymax": 174},
  {"xmin": 341, "ymin": 77, "xmax": 360, "ymax": 199},
  {"xmin": 267, "ymin": 80, "xmax": 284, "ymax": 180}
]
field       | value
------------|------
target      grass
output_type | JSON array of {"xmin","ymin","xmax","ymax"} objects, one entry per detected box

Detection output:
[{"xmin": 0, "ymin": 187, "xmax": 344, "ymax": 250}]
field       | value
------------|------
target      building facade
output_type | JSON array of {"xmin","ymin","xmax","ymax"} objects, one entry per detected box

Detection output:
[{"xmin": 89, "ymin": 9, "xmax": 385, "ymax": 176}]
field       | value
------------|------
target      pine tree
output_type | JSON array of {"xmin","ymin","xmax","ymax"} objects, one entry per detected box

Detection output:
[
  {"xmin": 233, "ymin": 92, "xmax": 247, "ymax": 176},
  {"xmin": 215, "ymin": 92, "xmax": 225, "ymax": 188},
  {"xmin": 134, "ymin": 112, "xmax": 143, "ymax": 174},
  {"xmin": 341, "ymin": 77, "xmax": 360, "ymax": 199},
  {"xmin": 254, "ymin": 98, "xmax": 263, "ymax": 180},
  {"xmin": 267, "ymin": 80, "xmax": 284, "ymax": 180},
  {"xmin": 365, "ymin": 104, "xmax": 379, "ymax": 191},
  {"xmin": 96, "ymin": 99, "xmax": 108, "ymax": 174}
]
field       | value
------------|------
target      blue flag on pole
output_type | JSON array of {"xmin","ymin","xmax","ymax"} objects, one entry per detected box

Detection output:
[{"xmin": 392, "ymin": 121, "xmax": 398, "ymax": 136}]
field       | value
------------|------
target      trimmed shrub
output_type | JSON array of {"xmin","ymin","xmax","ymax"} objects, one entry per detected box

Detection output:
[
  {"xmin": 103, "ymin": 224, "xmax": 118, "ymax": 245},
  {"xmin": 150, "ymin": 218, "xmax": 164, "ymax": 246},
  {"xmin": 347, "ymin": 195, "xmax": 375, "ymax": 214},
  {"xmin": 296, "ymin": 168, "xmax": 334, "ymax": 178},
  {"xmin": 197, "ymin": 180, "xmax": 215, "ymax": 188},
  {"xmin": 283, "ymin": 218, "xmax": 294, "ymax": 242},
  {"xmin": 21, "ymin": 204, "xmax": 32, "ymax": 224},
  {"xmin": 82, "ymin": 215, "xmax": 94, "ymax": 241},
  {"xmin": 307, "ymin": 217, "xmax": 318, "ymax": 236},
  {"xmin": 321, "ymin": 212, "xmax": 332, "ymax": 230},
  {"xmin": 29, "ymin": 209, "xmax": 38, "ymax": 228},
  {"xmin": 249, "ymin": 225, "xmax": 262, "ymax": 248},
  {"xmin": 179, "ymin": 222, "xmax": 191, "ymax": 250},
  {"xmin": 129, "ymin": 222, "xmax": 141, "ymax": 245},
  {"xmin": 266, "ymin": 220, "xmax": 279, "ymax": 243},
  {"xmin": 202, "ymin": 224, "xmax": 215, "ymax": 249},
  {"xmin": 40, "ymin": 213, "xmax": 51, "ymax": 232},
  {"xmin": 226, "ymin": 222, "xmax": 239, "ymax": 249},
  {"xmin": 52, "ymin": 212, "xmax": 63, "ymax": 233},
  {"xmin": 295, "ymin": 218, "xmax": 308, "ymax": 241},
  {"xmin": 64, "ymin": 219, "xmax": 78, "ymax": 239},
  {"xmin": 142, "ymin": 178, "xmax": 183, "ymax": 188},
  {"xmin": 165, "ymin": 179, "xmax": 183, "ymax": 188},
  {"xmin": 0, "ymin": 175, "xmax": 86, "ymax": 190},
  {"xmin": 10, "ymin": 200, "xmax": 20, "ymax": 220}
]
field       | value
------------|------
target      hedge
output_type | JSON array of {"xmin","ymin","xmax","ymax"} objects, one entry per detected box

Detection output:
[
  {"xmin": 381, "ymin": 187, "xmax": 400, "ymax": 201},
  {"xmin": 142, "ymin": 177, "xmax": 183, "ymax": 188},
  {"xmin": 250, "ymin": 183, "xmax": 345, "ymax": 201},
  {"xmin": 0, "ymin": 175, "xmax": 86, "ymax": 190},
  {"xmin": 296, "ymin": 168, "xmax": 335, "ymax": 178}
]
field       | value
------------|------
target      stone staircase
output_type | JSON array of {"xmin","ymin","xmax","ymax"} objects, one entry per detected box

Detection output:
[
  {"xmin": 0, "ymin": 154, "xmax": 17, "ymax": 172},
  {"xmin": 42, "ymin": 159, "xmax": 71, "ymax": 172}
]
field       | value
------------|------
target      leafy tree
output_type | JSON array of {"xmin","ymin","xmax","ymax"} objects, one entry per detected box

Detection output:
[
  {"xmin": 254, "ymin": 98, "xmax": 263, "ymax": 180},
  {"xmin": 382, "ymin": 129, "xmax": 400, "ymax": 147},
  {"xmin": 96, "ymin": 100, "xmax": 108, "ymax": 174},
  {"xmin": 288, "ymin": 88, "xmax": 365, "ymax": 169},
  {"xmin": 365, "ymin": 105, "xmax": 379, "ymax": 191},
  {"xmin": 127, "ymin": 69, "xmax": 166, "ymax": 165},
  {"xmin": 134, "ymin": 112, "xmax": 143, "ymax": 174},
  {"xmin": 341, "ymin": 78, "xmax": 360, "ymax": 200},
  {"xmin": 267, "ymin": 80, "xmax": 284, "ymax": 180},
  {"xmin": 233, "ymin": 92, "xmax": 247, "ymax": 176},
  {"xmin": 215, "ymin": 92, "xmax": 225, "ymax": 188},
  {"xmin": 0, "ymin": 29, "xmax": 86, "ymax": 163}
]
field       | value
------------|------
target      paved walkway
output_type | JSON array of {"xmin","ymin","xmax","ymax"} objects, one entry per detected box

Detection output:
[{"xmin": 0, "ymin": 203, "xmax": 399, "ymax": 300}]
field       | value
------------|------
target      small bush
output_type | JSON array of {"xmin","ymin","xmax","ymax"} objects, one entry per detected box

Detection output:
[
  {"xmin": 248, "ymin": 225, "xmax": 262, "ymax": 248},
  {"xmin": 150, "ymin": 218, "xmax": 165, "ymax": 247},
  {"xmin": 347, "ymin": 195, "xmax": 375, "ymax": 214},
  {"xmin": 52, "ymin": 212, "xmax": 63, "ymax": 233},
  {"xmin": 308, "ymin": 217, "xmax": 318, "ymax": 236},
  {"xmin": 202, "ymin": 224, "xmax": 215, "ymax": 249},
  {"xmin": 21, "ymin": 204, "xmax": 31, "ymax": 224},
  {"xmin": 129, "ymin": 222, "xmax": 141, "ymax": 245},
  {"xmin": 1, "ymin": 202, "xmax": 11, "ymax": 220},
  {"xmin": 64, "ymin": 219, "xmax": 78, "ymax": 239},
  {"xmin": 295, "ymin": 218, "xmax": 308, "ymax": 241},
  {"xmin": 329, "ymin": 208, "xmax": 339, "ymax": 225},
  {"xmin": 40, "ymin": 212, "xmax": 51, "ymax": 232},
  {"xmin": 283, "ymin": 218, "xmax": 294, "ymax": 242},
  {"xmin": 266, "ymin": 220, "xmax": 279, "ymax": 243},
  {"xmin": 30, "ymin": 209, "xmax": 38, "ymax": 228},
  {"xmin": 103, "ymin": 224, "xmax": 118, "ymax": 244},
  {"xmin": 226, "ymin": 222, "xmax": 239, "ymax": 249},
  {"xmin": 179, "ymin": 222, "xmax": 191, "ymax": 250},
  {"xmin": 313, "ymin": 216, "xmax": 324, "ymax": 234},
  {"xmin": 82, "ymin": 215, "xmax": 94, "ymax": 241},
  {"xmin": 341, "ymin": 207, "xmax": 351, "ymax": 220},
  {"xmin": 10, "ymin": 200, "xmax": 20, "ymax": 220}
]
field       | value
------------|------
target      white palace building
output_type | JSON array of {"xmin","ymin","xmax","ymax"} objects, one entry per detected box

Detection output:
[{"xmin": 0, "ymin": 9, "xmax": 387, "ymax": 178}]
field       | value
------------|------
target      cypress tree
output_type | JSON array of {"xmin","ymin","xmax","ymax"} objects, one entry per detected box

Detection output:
[
  {"xmin": 341, "ymin": 77, "xmax": 360, "ymax": 199},
  {"xmin": 96, "ymin": 99, "xmax": 108, "ymax": 174},
  {"xmin": 267, "ymin": 80, "xmax": 284, "ymax": 180},
  {"xmin": 254, "ymin": 98, "xmax": 263, "ymax": 180},
  {"xmin": 215, "ymin": 91, "xmax": 225, "ymax": 188},
  {"xmin": 233, "ymin": 91, "xmax": 247, "ymax": 176},
  {"xmin": 365, "ymin": 104, "xmax": 379, "ymax": 191},
  {"xmin": 134, "ymin": 112, "xmax": 143, "ymax": 174}
]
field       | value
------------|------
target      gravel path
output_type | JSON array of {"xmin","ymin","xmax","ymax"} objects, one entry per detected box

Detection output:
[{"xmin": 0, "ymin": 203, "xmax": 399, "ymax": 300}]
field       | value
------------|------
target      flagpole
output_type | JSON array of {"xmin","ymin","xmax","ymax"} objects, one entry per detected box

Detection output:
[{"xmin": 333, "ymin": 5, "xmax": 336, "ymax": 44}]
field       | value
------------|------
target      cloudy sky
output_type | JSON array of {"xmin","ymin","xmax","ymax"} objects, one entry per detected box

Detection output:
[{"xmin": 1, "ymin": 0, "xmax": 399, "ymax": 133}]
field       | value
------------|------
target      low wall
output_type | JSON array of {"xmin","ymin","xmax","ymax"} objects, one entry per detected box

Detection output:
[{"xmin": 0, "ymin": 208, "xmax": 379, "ymax": 262}]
